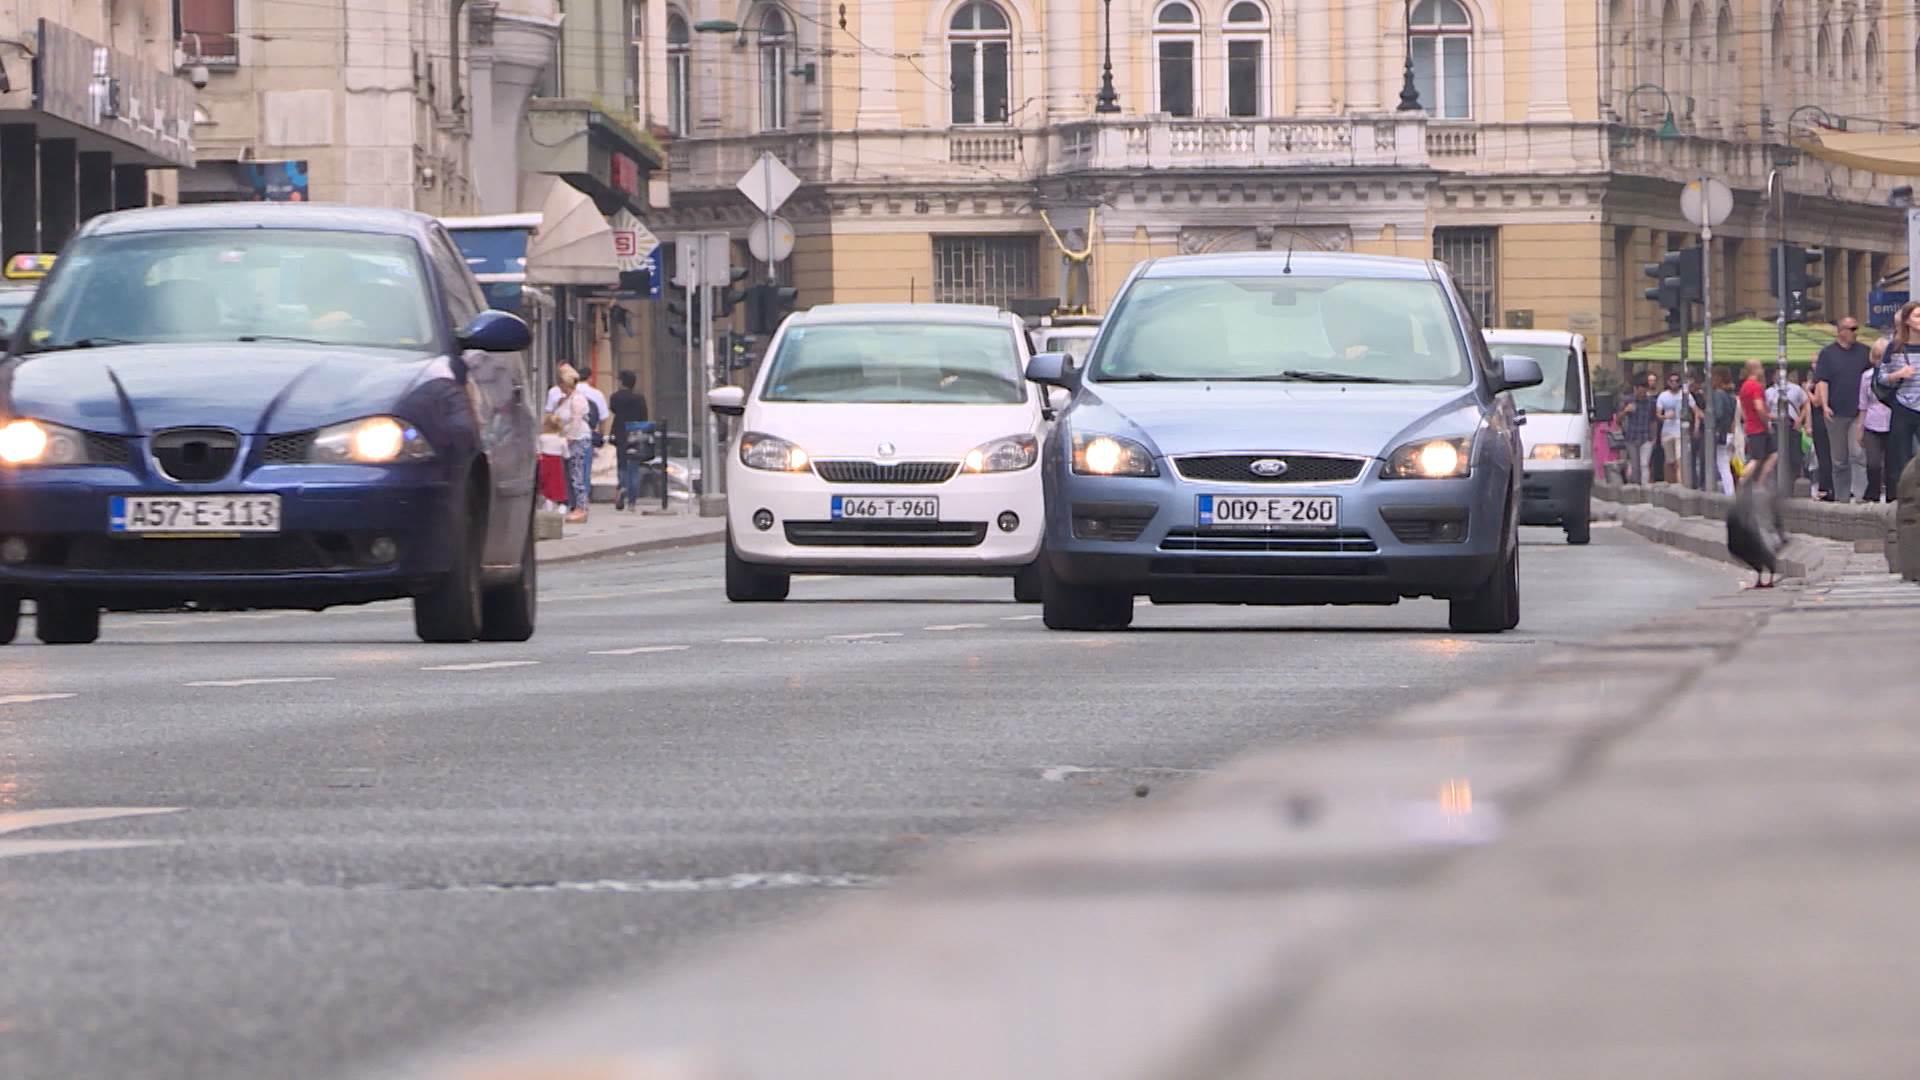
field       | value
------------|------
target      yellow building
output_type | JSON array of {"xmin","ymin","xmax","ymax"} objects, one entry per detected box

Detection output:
[{"xmin": 656, "ymin": 0, "xmax": 1918, "ymax": 375}]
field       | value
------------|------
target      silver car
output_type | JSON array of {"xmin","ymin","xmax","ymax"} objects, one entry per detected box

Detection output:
[{"xmin": 1025, "ymin": 252, "xmax": 1544, "ymax": 633}]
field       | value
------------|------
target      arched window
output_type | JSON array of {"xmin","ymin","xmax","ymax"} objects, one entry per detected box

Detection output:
[
  {"xmin": 1658, "ymin": 0, "xmax": 1682, "ymax": 105},
  {"xmin": 1841, "ymin": 27, "xmax": 1858, "ymax": 82},
  {"xmin": 1713, "ymin": 5, "xmax": 1733, "ymax": 126},
  {"xmin": 666, "ymin": 10, "xmax": 691, "ymax": 136},
  {"xmin": 1865, "ymin": 31, "xmax": 1883, "ymax": 111},
  {"xmin": 1410, "ymin": 0, "xmax": 1473, "ymax": 118},
  {"xmin": 1607, "ymin": 0, "xmax": 1633, "ymax": 117},
  {"xmin": 1223, "ymin": 1, "xmax": 1270, "ymax": 118},
  {"xmin": 1153, "ymin": 2, "xmax": 1199, "ymax": 117},
  {"xmin": 949, "ymin": 1, "xmax": 1012, "ymax": 125},
  {"xmin": 1770, "ymin": 4, "xmax": 1788, "ymax": 72},
  {"xmin": 758, "ymin": 7, "xmax": 791, "ymax": 131},
  {"xmin": 1815, "ymin": 25, "xmax": 1833, "ymax": 80}
]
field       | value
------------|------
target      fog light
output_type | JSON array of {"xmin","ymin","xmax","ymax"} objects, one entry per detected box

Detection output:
[
  {"xmin": 0, "ymin": 537, "xmax": 26, "ymax": 564},
  {"xmin": 368, "ymin": 536, "xmax": 399, "ymax": 564},
  {"xmin": 753, "ymin": 509, "xmax": 775, "ymax": 531},
  {"xmin": 997, "ymin": 511, "xmax": 1020, "ymax": 533}
]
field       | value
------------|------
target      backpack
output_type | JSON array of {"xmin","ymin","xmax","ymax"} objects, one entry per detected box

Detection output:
[{"xmin": 585, "ymin": 394, "xmax": 605, "ymax": 447}]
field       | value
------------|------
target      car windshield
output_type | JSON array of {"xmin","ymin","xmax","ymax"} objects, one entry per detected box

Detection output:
[
  {"xmin": 760, "ymin": 323, "xmax": 1026, "ymax": 404},
  {"xmin": 1089, "ymin": 275, "xmax": 1471, "ymax": 385},
  {"xmin": 1041, "ymin": 333, "xmax": 1096, "ymax": 365},
  {"xmin": 1495, "ymin": 343, "xmax": 1582, "ymax": 414},
  {"xmin": 19, "ymin": 228, "xmax": 437, "ymax": 353}
]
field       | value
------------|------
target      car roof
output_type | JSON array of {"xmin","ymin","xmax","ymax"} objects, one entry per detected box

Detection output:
[
  {"xmin": 1139, "ymin": 251, "xmax": 1440, "ymax": 280},
  {"xmin": 1483, "ymin": 329, "xmax": 1581, "ymax": 346},
  {"xmin": 792, "ymin": 303, "xmax": 1012, "ymax": 327},
  {"xmin": 76, "ymin": 202, "xmax": 440, "ymax": 240}
]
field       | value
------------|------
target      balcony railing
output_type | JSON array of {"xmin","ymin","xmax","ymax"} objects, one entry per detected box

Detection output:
[{"xmin": 1052, "ymin": 116, "xmax": 1428, "ymax": 172}]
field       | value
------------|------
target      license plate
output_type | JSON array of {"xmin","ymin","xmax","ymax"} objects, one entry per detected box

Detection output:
[
  {"xmin": 831, "ymin": 495, "xmax": 939, "ymax": 520},
  {"xmin": 1197, "ymin": 495, "xmax": 1338, "ymax": 528},
  {"xmin": 109, "ymin": 495, "xmax": 282, "ymax": 534}
]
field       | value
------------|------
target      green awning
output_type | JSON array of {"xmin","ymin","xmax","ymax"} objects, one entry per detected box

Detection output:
[{"xmin": 1620, "ymin": 317, "xmax": 1880, "ymax": 366}]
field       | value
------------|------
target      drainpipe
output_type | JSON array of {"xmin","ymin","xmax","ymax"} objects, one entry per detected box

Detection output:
[{"xmin": 450, "ymin": 0, "xmax": 469, "ymax": 115}]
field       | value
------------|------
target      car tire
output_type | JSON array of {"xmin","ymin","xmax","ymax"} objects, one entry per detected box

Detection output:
[
  {"xmin": 0, "ymin": 591, "xmax": 20, "ymax": 646},
  {"xmin": 725, "ymin": 534, "xmax": 790, "ymax": 602},
  {"xmin": 1012, "ymin": 560, "xmax": 1043, "ymax": 603},
  {"xmin": 1564, "ymin": 503, "xmax": 1592, "ymax": 545},
  {"xmin": 1449, "ymin": 535, "xmax": 1519, "ymax": 634},
  {"xmin": 414, "ymin": 488, "xmax": 485, "ymax": 644},
  {"xmin": 35, "ymin": 593, "xmax": 100, "ymax": 645},
  {"xmin": 1040, "ymin": 559, "xmax": 1133, "ymax": 631},
  {"xmin": 479, "ymin": 507, "xmax": 538, "ymax": 642}
]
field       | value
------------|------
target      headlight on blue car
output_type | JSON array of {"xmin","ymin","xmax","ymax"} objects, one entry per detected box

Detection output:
[
  {"xmin": 310, "ymin": 416, "xmax": 436, "ymax": 464},
  {"xmin": 1071, "ymin": 431, "xmax": 1158, "ymax": 477},
  {"xmin": 964, "ymin": 434, "xmax": 1038, "ymax": 473},
  {"xmin": 0, "ymin": 419, "xmax": 96, "ymax": 466},
  {"xmin": 1381, "ymin": 436, "xmax": 1474, "ymax": 479},
  {"xmin": 739, "ymin": 432, "xmax": 812, "ymax": 472}
]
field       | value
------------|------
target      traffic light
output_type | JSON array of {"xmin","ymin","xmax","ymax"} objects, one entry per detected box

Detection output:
[
  {"xmin": 665, "ymin": 284, "xmax": 703, "ymax": 347},
  {"xmin": 1643, "ymin": 250, "xmax": 1684, "ymax": 328},
  {"xmin": 725, "ymin": 333, "xmax": 758, "ymax": 370},
  {"xmin": 1768, "ymin": 245, "xmax": 1825, "ymax": 323},
  {"xmin": 745, "ymin": 284, "xmax": 800, "ymax": 335},
  {"xmin": 715, "ymin": 267, "xmax": 750, "ymax": 319}
]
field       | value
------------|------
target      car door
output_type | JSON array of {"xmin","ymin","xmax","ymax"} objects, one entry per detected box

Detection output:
[{"xmin": 426, "ymin": 226, "xmax": 534, "ymax": 568}]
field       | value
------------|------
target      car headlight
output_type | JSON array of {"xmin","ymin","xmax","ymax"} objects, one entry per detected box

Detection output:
[
  {"xmin": 1382, "ymin": 435, "xmax": 1474, "ymax": 479},
  {"xmin": 739, "ymin": 432, "xmax": 811, "ymax": 472},
  {"xmin": 309, "ymin": 416, "xmax": 435, "ymax": 464},
  {"xmin": 1071, "ymin": 431, "xmax": 1159, "ymax": 477},
  {"xmin": 964, "ymin": 434, "xmax": 1039, "ymax": 473},
  {"xmin": 0, "ymin": 419, "xmax": 93, "ymax": 466},
  {"xmin": 1529, "ymin": 442, "xmax": 1584, "ymax": 461}
]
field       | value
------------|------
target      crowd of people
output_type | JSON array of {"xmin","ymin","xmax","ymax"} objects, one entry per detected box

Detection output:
[
  {"xmin": 537, "ymin": 364, "xmax": 654, "ymax": 523},
  {"xmin": 1607, "ymin": 301, "xmax": 1920, "ymax": 503}
]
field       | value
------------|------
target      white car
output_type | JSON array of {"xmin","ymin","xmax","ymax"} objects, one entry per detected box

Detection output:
[
  {"xmin": 707, "ymin": 303, "xmax": 1052, "ymax": 602},
  {"xmin": 1483, "ymin": 328, "xmax": 1593, "ymax": 544}
]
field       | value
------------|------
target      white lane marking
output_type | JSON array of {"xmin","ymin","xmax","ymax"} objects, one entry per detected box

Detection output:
[
  {"xmin": 0, "ymin": 693, "xmax": 77, "ymax": 707},
  {"xmin": 0, "ymin": 806, "xmax": 183, "ymax": 862},
  {"xmin": 421, "ymin": 660, "xmax": 541, "ymax": 672},
  {"xmin": 440, "ymin": 872, "xmax": 885, "ymax": 894},
  {"xmin": 924, "ymin": 623, "xmax": 987, "ymax": 632},
  {"xmin": 589, "ymin": 645, "xmax": 691, "ymax": 656},
  {"xmin": 1041, "ymin": 765, "xmax": 1098, "ymax": 782},
  {"xmin": 723, "ymin": 637, "xmax": 771, "ymax": 644},
  {"xmin": 829, "ymin": 632, "xmax": 904, "ymax": 641},
  {"xmin": 1002, "ymin": 614, "xmax": 1044, "ymax": 622},
  {"xmin": 186, "ymin": 677, "xmax": 336, "ymax": 688}
]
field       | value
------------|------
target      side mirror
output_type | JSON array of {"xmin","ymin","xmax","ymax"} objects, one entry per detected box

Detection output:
[
  {"xmin": 457, "ymin": 309, "xmax": 532, "ymax": 353},
  {"xmin": 1498, "ymin": 355, "xmax": 1544, "ymax": 392},
  {"xmin": 708, "ymin": 385, "xmax": 747, "ymax": 417},
  {"xmin": 1026, "ymin": 352, "xmax": 1072, "ymax": 387}
]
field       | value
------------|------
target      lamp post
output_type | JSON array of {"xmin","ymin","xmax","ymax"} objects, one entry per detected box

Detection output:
[
  {"xmin": 1095, "ymin": 0, "xmax": 1120, "ymax": 114},
  {"xmin": 1397, "ymin": 0, "xmax": 1421, "ymax": 111}
]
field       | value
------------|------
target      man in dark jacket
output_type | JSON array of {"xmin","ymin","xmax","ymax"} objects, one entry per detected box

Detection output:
[{"xmin": 609, "ymin": 371, "xmax": 650, "ymax": 511}]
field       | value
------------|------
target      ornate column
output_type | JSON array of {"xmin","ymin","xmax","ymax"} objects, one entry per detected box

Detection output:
[
  {"xmin": 856, "ymin": 0, "xmax": 900, "ymax": 127},
  {"xmin": 1297, "ymin": 0, "xmax": 1334, "ymax": 114},
  {"xmin": 1046, "ymin": 0, "xmax": 1082, "ymax": 120},
  {"xmin": 1528, "ymin": 0, "xmax": 1573, "ymax": 120},
  {"xmin": 1346, "ymin": 0, "xmax": 1381, "ymax": 111}
]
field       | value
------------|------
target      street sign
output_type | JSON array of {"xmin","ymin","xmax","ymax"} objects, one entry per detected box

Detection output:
[
  {"xmin": 1869, "ymin": 289, "xmax": 1909, "ymax": 329},
  {"xmin": 646, "ymin": 247, "xmax": 663, "ymax": 300},
  {"xmin": 748, "ymin": 216, "xmax": 796, "ymax": 264},
  {"xmin": 736, "ymin": 152, "xmax": 800, "ymax": 216},
  {"xmin": 610, "ymin": 209, "xmax": 659, "ymax": 274},
  {"xmin": 1681, "ymin": 178, "xmax": 1733, "ymax": 228},
  {"xmin": 674, "ymin": 231, "xmax": 734, "ymax": 289}
]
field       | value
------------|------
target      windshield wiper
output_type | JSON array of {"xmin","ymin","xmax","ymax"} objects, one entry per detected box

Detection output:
[
  {"xmin": 24, "ymin": 336, "xmax": 136, "ymax": 353},
  {"xmin": 1264, "ymin": 370, "xmax": 1413, "ymax": 384},
  {"xmin": 236, "ymin": 334, "xmax": 334, "ymax": 345},
  {"xmin": 1099, "ymin": 372, "xmax": 1209, "ymax": 382}
]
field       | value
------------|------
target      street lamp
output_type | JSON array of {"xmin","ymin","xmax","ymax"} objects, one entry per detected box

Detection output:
[
  {"xmin": 1094, "ymin": 0, "xmax": 1120, "ymax": 114},
  {"xmin": 1396, "ymin": 0, "xmax": 1421, "ymax": 111},
  {"xmin": 1622, "ymin": 84, "xmax": 1681, "ymax": 139}
]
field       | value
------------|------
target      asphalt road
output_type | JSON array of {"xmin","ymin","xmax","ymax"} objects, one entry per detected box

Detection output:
[{"xmin": 0, "ymin": 523, "xmax": 1737, "ymax": 1080}]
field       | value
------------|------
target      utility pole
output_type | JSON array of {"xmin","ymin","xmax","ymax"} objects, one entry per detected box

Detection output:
[
  {"xmin": 683, "ymin": 245, "xmax": 698, "ymax": 515},
  {"xmin": 1769, "ymin": 168, "xmax": 1791, "ymax": 499},
  {"xmin": 1701, "ymin": 218, "xmax": 1716, "ymax": 492},
  {"xmin": 698, "ymin": 247, "xmax": 725, "ymax": 518}
]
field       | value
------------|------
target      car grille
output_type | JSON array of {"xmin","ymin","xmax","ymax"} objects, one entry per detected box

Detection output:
[
  {"xmin": 1159, "ymin": 528, "xmax": 1379, "ymax": 554},
  {"xmin": 783, "ymin": 520, "xmax": 988, "ymax": 548},
  {"xmin": 1172, "ymin": 454, "xmax": 1367, "ymax": 484},
  {"xmin": 261, "ymin": 433, "xmax": 317, "ymax": 465},
  {"xmin": 812, "ymin": 460, "xmax": 959, "ymax": 485},
  {"xmin": 62, "ymin": 535, "xmax": 362, "ymax": 574},
  {"xmin": 150, "ymin": 427, "xmax": 240, "ymax": 483},
  {"xmin": 83, "ymin": 433, "xmax": 134, "ymax": 466}
]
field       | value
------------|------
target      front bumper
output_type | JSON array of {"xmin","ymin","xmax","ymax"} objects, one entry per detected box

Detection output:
[
  {"xmin": 1519, "ymin": 467, "xmax": 1592, "ymax": 525},
  {"xmin": 0, "ymin": 463, "xmax": 455, "ymax": 606},
  {"xmin": 1044, "ymin": 465, "xmax": 1508, "ymax": 603},
  {"xmin": 727, "ymin": 463, "xmax": 1044, "ymax": 574}
]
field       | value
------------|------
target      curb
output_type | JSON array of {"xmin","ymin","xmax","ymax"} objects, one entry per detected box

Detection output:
[
  {"xmin": 535, "ymin": 525, "xmax": 723, "ymax": 567},
  {"xmin": 1594, "ymin": 497, "xmax": 1850, "ymax": 586}
]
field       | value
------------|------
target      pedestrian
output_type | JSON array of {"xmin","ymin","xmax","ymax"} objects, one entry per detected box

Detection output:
[
  {"xmin": 547, "ymin": 364, "xmax": 595, "ymax": 524},
  {"xmin": 1872, "ymin": 300, "xmax": 1920, "ymax": 501},
  {"xmin": 1813, "ymin": 316, "xmax": 1872, "ymax": 501},
  {"xmin": 609, "ymin": 370, "xmax": 650, "ymax": 512},
  {"xmin": 537, "ymin": 413, "xmax": 570, "ymax": 512},
  {"xmin": 1709, "ymin": 366, "xmax": 1736, "ymax": 494},
  {"xmin": 1615, "ymin": 369, "xmax": 1656, "ymax": 484},
  {"xmin": 1656, "ymin": 370, "xmax": 1687, "ymax": 484},
  {"xmin": 1767, "ymin": 368, "xmax": 1811, "ymax": 492},
  {"xmin": 1740, "ymin": 359, "xmax": 1773, "ymax": 471},
  {"xmin": 1858, "ymin": 337, "xmax": 1892, "ymax": 502}
]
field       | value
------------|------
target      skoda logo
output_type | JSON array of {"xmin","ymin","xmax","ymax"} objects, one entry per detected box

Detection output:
[
  {"xmin": 877, "ymin": 442, "xmax": 896, "ymax": 458},
  {"xmin": 1249, "ymin": 458, "xmax": 1290, "ymax": 477}
]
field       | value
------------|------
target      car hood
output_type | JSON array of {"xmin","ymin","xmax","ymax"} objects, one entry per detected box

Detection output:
[
  {"xmin": 746, "ymin": 400, "xmax": 1040, "ymax": 459},
  {"xmin": 1073, "ymin": 382, "xmax": 1482, "ymax": 457},
  {"xmin": 0, "ymin": 343, "xmax": 444, "ymax": 435}
]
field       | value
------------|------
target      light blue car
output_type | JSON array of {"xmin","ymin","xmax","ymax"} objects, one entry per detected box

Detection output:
[{"xmin": 1025, "ymin": 251, "xmax": 1545, "ymax": 634}]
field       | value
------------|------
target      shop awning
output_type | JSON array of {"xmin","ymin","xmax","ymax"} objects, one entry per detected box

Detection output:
[
  {"xmin": 1621, "ymin": 316, "xmax": 1880, "ymax": 366},
  {"xmin": 522, "ymin": 177, "xmax": 620, "ymax": 287},
  {"xmin": 1788, "ymin": 130, "xmax": 1920, "ymax": 177}
]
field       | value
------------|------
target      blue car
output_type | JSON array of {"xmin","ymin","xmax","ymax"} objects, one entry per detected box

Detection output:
[
  {"xmin": 1025, "ymin": 252, "xmax": 1544, "ymax": 634},
  {"xmin": 0, "ymin": 204, "xmax": 540, "ymax": 645}
]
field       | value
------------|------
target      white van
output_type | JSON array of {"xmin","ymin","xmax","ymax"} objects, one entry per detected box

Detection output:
[{"xmin": 1484, "ymin": 329, "xmax": 1593, "ymax": 545}]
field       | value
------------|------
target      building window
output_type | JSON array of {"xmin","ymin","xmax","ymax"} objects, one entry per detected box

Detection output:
[
  {"xmin": 1153, "ymin": 1, "xmax": 1199, "ymax": 117},
  {"xmin": 933, "ymin": 236, "xmax": 1039, "ymax": 308},
  {"xmin": 1222, "ymin": 1, "xmax": 1270, "ymax": 118},
  {"xmin": 1410, "ymin": 0, "xmax": 1473, "ymax": 119},
  {"xmin": 1434, "ymin": 227, "xmax": 1497, "ymax": 329},
  {"xmin": 666, "ymin": 10, "xmax": 691, "ymax": 135},
  {"xmin": 176, "ymin": 0, "xmax": 239, "ymax": 64},
  {"xmin": 627, "ymin": 1, "xmax": 644, "ymax": 112},
  {"xmin": 758, "ymin": 7, "xmax": 791, "ymax": 131},
  {"xmin": 949, "ymin": 1, "xmax": 1012, "ymax": 125}
]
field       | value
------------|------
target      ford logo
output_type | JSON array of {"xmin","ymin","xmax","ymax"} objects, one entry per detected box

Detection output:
[{"xmin": 1249, "ymin": 458, "xmax": 1290, "ymax": 477}]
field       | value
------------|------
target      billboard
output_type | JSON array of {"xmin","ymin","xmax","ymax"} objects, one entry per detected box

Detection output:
[{"xmin": 240, "ymin": 160, "xmax": 309, "ymax": 202}]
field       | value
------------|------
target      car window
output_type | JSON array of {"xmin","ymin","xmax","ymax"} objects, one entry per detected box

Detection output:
[
  {"xmin": 18, "ymin": 228, "xmax": 438, "ymax": 353},
  {"xmin": 1042, "ymin": 333, "xmax": 1096, "ymax": 365},
  {"xmin": 427, "ymin": 230, "xmax": 481, "ymax": 328},
  {"xmin": 760, "ymin": 323, "xmax": 1028, "ymax": 405},
  {"xmin": 1088, "ymin": 275, "xmax": 1471, "ymax": 385},
  {"xmin": 0, "ymin": 292, "xmax": 30, "ymax": 339},
  {"xmin": 1496, "ymin": 344, "xmax": 1582, "ymax": 414}
]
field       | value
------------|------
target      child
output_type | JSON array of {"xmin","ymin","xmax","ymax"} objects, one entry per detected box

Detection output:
[{"xmin": 537, "ymin": 413, "xmax": 570, "ymax": 512}]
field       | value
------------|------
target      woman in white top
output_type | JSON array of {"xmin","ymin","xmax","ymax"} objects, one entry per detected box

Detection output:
[{"xmin": 547, "ymin": 365, "xmax": 595, "ymax": 522}]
